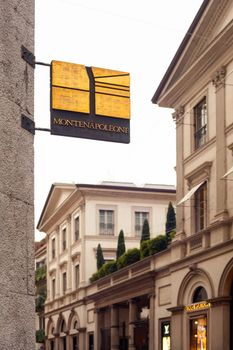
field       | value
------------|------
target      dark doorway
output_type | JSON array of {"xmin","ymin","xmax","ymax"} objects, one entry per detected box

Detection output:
[
  {"xmin": 50, "ymin": 339, "xmax": 54, "ymax": 350},
  {"xmin": 230, "ymin": 281, "xmax": 233, "ymax": 350},
  {"xmin": 134, "ymin": 321, "xmax": 149, "ymax": 350},
  {"xmin": 72, "ymin": 335, "xmax": 79, "ymax": 350},
  {"xmin": 89, "ymin": 333, "xmax": 94, "ymax": 350},
  {"xmin": 62, "ymin": 336, "xmax": 66, "ymax": 350},
  {"xmin": 100, "ymin": 328, "xmax": 110, "ymax": 350}
]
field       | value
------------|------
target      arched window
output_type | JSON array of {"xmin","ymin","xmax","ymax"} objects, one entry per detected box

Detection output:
[
  {"xmin": 61, "ymin": 319, "xmax": 66, "ymax": 333},
  {"xmin": 73, "ymin": 320, "xmax": 78, "ymax": 330},
  {"xmin": 192, "ymin": 286, "xmax": 208, "ymax": 303}
]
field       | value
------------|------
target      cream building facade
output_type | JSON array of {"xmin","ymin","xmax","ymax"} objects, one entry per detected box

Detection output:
[
  {"xmin": 151, "ymin": 0, "xmax": 233, "ymax": 349},
  {"xmin": 37, "ymin": 182, "xmax": 175, "ymax": 350}
]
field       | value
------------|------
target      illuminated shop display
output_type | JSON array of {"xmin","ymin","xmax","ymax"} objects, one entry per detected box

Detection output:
[
  {"xmin": 161, "ymin": 321, "xmax": 170, "ymax": 350},
  {"xmin": 190, "ymin": 317, "xmax": 207, "ymax": 350}
]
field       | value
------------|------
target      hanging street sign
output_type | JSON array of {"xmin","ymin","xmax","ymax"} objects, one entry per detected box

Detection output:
[{"xmin": 50, "ymin": 61, "xmax": 130, "ymax": 143}]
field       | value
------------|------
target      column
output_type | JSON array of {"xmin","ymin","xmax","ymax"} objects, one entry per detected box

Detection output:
[
  {"xmin": 212, "ymin": 67, "xmax": 228, "ymax": 220},
  {"xmin": 168, "ymin": 306, "xmax": 183, "ymax": 350},
  {"xmin": 171, "ymin": 107, "xmax": 186, "ymax": 261},
  {"xmin": 209, "ymin": 297, "xmax": 231, "ymax": 350},
  {"xmin": 78, "ymin": 327, "xmax": 86, "ymax": 349},
  {"xmin": 149, "ymin": 294, "xmax": 155, "ymax": 350},
  {"xmin": 94, "ymin": 308, "xmax": 103, "ymax": 350},
  {"xmin": 110, "ymin": 305, "xmax": 119, "ymax": 350},
  {"xmin": 128, "ymin": 300, "xmax": 137, "ymax": 350}
]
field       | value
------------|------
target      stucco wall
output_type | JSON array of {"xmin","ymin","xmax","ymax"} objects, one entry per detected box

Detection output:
[{"xmin": 0, "ymin": 1, "xmax": 35, "ymax": 349}]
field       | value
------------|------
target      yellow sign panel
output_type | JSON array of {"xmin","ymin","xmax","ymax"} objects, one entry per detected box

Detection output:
[
  {"xmin": 52, "ymin": 61, "xmax": 89, "ymax": 91},
  {"xmin": 51, "ymin": 60, "xmax": 130, "ymax": 120},
  {"xmin": 95, "ymin": 93, "xmax": 130, "ymax": 119},
  {"xmin": 92, "ymin": 66, "xmax": 130, "ymax": 87},
  {"xmin": 52, "ymin": 87, "xmax": 90, "ymax": 114},
  {"xmin": 185, "ymin": 302, "xmax": 211, "ymax": 312}
]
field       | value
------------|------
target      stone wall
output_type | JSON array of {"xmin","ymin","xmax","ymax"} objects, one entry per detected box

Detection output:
[{"xmin": 0, "ymin": 0, "xmax": 35, "ymax": 349}]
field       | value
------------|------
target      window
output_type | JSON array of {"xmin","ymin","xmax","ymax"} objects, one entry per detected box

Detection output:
[
  {"xmin": 62, "ymin": 228, "xmax": 67, "ymax": 251},
  {"xmin": 52, "ymin": 238, "xmax": 56, "ymax": 259},
  {"xmin": 194, "ymin": 182, "xmax": 207, "ymax": 232},
  {"xmin": 52, "ymin": 278, "xmax": 56, "ymax": 299},
  {"xmin": 135, "ymin": 212, "xmax": 149, "ymax": 236},
  {"xmin": 75, "ymin": 265, "xmax": 80, "ymax": 289},
  {"xmin": 62, "ymin": 272, "xmax": 67, "ymax": 294},
  {"xmin": 99, "ymin": 210, "xmax": 114, "ymax": 235},
  {"xmin": 194, "ymin": 97, "xmax": 207, "ymax": 149},
  {"xmin": 193, "ymin": 287, "xmax": 208, "ymax": 303},
  {"xmin": 74, "ymin": 216, "xmax": 80, "ymax": 241}
]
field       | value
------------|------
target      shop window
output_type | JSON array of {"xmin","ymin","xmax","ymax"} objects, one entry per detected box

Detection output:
[
  {"xmin": 194, "ymin": 182, "xmax": 207, "ymax": 232},
  {"xmin": 190, "ymin": 317, "xmax": 207, "ymax": 350},
  {"xmin": 193, "ymin": 286, "xmax": 208, "ymax": 303},
  {"xmin": 161, "ymin": 321, "xmax": 170, "ymax": 350},
  {"xmin": 194, "ymin": 97, "xmax": 207, "ymax": 149}
]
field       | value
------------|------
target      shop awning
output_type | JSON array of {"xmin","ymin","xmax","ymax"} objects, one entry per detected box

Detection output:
[
  {"xmin": 222, "ymin": 165, "xmax": 233, "ymax": 179},
  {"xmin": 177, "ymin": 181, "xmax": 205, "ymax": 205}
]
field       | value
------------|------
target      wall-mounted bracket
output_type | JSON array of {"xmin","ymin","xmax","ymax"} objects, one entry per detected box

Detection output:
[
  {"xmin": 21, "ymin": 45, "xmax": 51, "ymax": 68},
  {"xmin": 21, "ymin": 115, "xmax": 51, "ymax": 135},
  {"xmin": 21, "ymin": 45, "xmax": 35, "ymax": 68},
  {"xmin": 21, "ymin": 114, "xmax": 35, "ymax": 134}
]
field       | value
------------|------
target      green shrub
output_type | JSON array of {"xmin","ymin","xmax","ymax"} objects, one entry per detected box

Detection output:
[
  {"xmin": 150, "ymin": 235, "xmax": 168, "ymax": 255},
  {"xmin": 90, "ymin": 271, "xmax": 99, "ymax": 283},
  {"xmin": 36, "ymin": 329, "xmax": 45, "ymax": 343},
  {"xmin": 35, "ymin": 287, "xmax": 47, "ymax": 312},
  {"xmin": 35, "ymin": 265, "xmax": 47, "ymax": 282},
  {"xmin": 140, "ymin": 240, "xmax": 151, "ymax": 258},
  {"xmin": 117, "ymin": 248, "xmax": 141, "ymax": 269}
]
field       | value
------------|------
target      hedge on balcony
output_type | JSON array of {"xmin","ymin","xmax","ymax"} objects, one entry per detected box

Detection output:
[
  {"xmin": 90, "ymin": 234, "xmax": 173, "ymax": 283},
  {"xmin": 141, "ymin": 235, "xmax": 168, "ymax": 258},
  {"xmin": 116, "ymin": 248, "xmax": 141, "ymax": 269}
]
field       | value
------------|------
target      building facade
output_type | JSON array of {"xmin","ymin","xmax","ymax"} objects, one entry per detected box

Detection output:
[
  {"xmin": 151, "ymin": 0, "xmax": 233, "ymax": 349},
  {"xmin": 37, "ymin": 182, "xmax": 175, "ymax": 350},
  {"xmin": 35, "ymin": 238, "xmax": 47, "ymax": 349}
]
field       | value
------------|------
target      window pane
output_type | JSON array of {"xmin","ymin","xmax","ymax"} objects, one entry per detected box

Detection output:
[
  {"xmin": 99, "ymin": 210, "xmax": 114, "ymax": 235},
  {"xmin": 63, "ymin": 272, "xmax": 67, "ymax": 293},
  {"xmin": 75, "ymin": 217, "xmax": 80, "ymax": 241},
  {"xmin": 52, "ymin": 238, "xmax": 56, "ymax": 259},
  {"xmin": 62, "ymin": 228, "xmax": 66, "ymax": 250},
  {"xmin": 135, "ymin": 212, "xmax": 149, "ymax": 236},
  {"xmin": 195, "ymin": 183, "xmax": 207, "ymax": 232},
  {"xmin": 194, "ymin": 98, "xmax": 207, "ymax": 149}
]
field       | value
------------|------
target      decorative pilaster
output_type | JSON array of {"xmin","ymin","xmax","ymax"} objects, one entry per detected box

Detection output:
[
  {"xmin": 149, "ymin": 294, "xmax": 155, "ymax": 350},
  {"xmin": 212, "ymin": 66, "xmax": 228, "ymax": 222},
  {"xmin": 66, "ymin": 214, "xmax": 72, "ymax": 293},
  {"xmin": 172, "ymin": 106, "xmax": 185, "ymax": 237}
]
